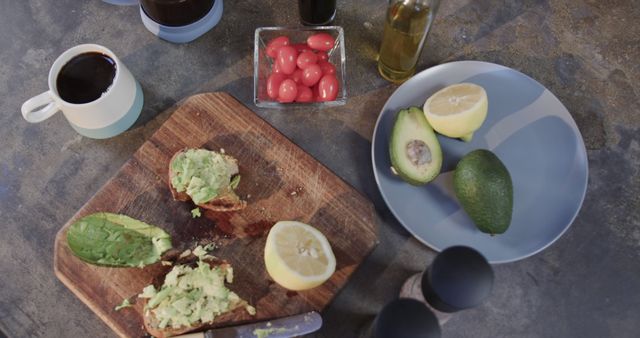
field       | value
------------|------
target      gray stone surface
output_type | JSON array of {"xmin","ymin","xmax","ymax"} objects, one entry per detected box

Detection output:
[{"xmin": 1, "ymin": 0, "xmax": 638, "ymax": 337}]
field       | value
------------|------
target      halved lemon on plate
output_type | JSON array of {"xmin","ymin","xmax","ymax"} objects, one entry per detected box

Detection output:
[
  {"xmin": 264, "ymin": 221, "xmax": 336, "ymax": 291},
  {"xmin": 423, "ymin": 83, "xmax": 488, "ymax": 141}
]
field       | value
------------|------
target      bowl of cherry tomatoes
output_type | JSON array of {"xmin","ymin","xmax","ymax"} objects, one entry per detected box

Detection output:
[{"xmin": 254, "ymin": 26, "xmax": 346, "ymax": 108}]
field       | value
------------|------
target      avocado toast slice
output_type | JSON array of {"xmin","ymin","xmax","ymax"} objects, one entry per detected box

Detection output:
[
  {"xmin": 169, "ymin": 148, "xmax": 247, "ymax": 212},
  {"xmin": 140, "ymin": 255, "xmax": 255, "ymax": 338}
]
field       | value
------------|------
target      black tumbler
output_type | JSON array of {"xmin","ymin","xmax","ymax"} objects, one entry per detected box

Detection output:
[
  {"xmin": 298, "ymin": 0, "xmax": 337, "ymax": 26},
  {"xmin": 141, "ymin": 0, "xmax": 215, "ymax": 27}
]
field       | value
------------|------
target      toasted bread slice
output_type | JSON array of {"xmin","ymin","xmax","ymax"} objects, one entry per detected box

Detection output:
[
  {"xmin": 142, "ymin": 258, "xmax": 252, "ymax": 338},
  {"xmin": 168, "ymin": 149, "xmax": 247, "ymax": 212}
]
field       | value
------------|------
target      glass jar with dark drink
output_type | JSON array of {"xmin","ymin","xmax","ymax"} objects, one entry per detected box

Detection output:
[
  {"xmin": 141, "ymin": 0, "xmax": 215, "ymax": 27},
  {"xmin": 298, "ymin": 0, "xmax": 337, "ymax": 26}
]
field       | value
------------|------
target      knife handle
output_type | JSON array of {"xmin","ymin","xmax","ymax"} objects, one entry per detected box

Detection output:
[{"xmin": 173, "ymin": 332, "xmax": 205, "ymax": 338}]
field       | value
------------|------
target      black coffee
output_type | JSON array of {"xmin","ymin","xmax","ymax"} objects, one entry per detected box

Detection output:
[
  {"xmin": 141, "ymin": 0, "xmax": 215, "ymax": 27},
  {"xmin": 56, "ymin": 52, "xmax": 116, "ymax": 104},
  {"xmin": 298, "ymin": 0, "xmax": 336, "ymax": 25}
]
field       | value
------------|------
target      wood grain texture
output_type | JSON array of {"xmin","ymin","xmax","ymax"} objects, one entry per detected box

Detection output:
[{"xmin": 53, "ymin": 93, "xmax": 378, "ymax": 338}]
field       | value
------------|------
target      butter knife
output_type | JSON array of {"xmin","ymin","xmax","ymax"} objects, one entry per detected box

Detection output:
[{"xmin": 174, "ymin": 311, "xmax": 322, "ymax": 338}]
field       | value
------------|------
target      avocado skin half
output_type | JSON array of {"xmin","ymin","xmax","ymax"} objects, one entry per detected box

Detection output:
[{"xmin": 389, "ymin": 107, "xmax": 443, "ymax": 186}]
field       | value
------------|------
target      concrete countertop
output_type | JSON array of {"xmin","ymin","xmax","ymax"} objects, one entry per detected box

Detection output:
[{"xmin": 0, "ymin": 0, "xmax": 638, "ymax": 337}]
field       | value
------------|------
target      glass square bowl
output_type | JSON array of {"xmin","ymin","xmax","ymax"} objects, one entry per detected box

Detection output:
[{"xmin": 254, "ymin": 26, "xmax": 347, "ymax": 108}]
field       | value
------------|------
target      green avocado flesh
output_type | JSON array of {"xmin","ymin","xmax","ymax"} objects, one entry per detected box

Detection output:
[
  {"xmin": 170, "ymin": 149, "xmax": 239, "ymax": 205},
  {"xmin": 139, "ymin": 253, "xmax": 254, "ymax": 330},
  {"xmin": 453, "ymin": 149, "xmax": 513, "ymax": 235},
  {"xmin": 389, "ymin": 107, "xmax": 443, "ymax": 185},
  {"xmin": 66, "ymin": 212, "xmax": 172, "ymax": 267}
]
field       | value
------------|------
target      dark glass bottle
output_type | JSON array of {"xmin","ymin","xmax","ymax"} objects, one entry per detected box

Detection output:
[
  {"xmin": 140, "ymin": 0, "xmax": 215, "ymax": 27},
  {"xmin": 298, "ymin": 0, "xmax": 337, "ymax": 26}
]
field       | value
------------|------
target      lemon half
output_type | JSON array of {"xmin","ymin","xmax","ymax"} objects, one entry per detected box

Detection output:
[
  {"xmin": 264, "ymin": 221, "xmax": 336, "ymax": 291},
  {"xmin": 423, "ymin": 83, "xmax": 488, "ymax": 141}
]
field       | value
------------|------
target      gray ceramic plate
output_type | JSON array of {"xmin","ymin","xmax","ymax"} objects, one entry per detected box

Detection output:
[{"xmin": 372, "ymin": 61, "xmax": 588, "ymax": 263}]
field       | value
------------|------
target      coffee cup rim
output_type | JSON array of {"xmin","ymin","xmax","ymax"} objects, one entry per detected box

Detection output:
[{"xmin": 48, "ymin": 44, "xmax": 121, "ymax": 107}]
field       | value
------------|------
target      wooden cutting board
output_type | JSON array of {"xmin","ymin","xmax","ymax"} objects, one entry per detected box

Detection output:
[{"xmin": 53, "ymin": 93, "xmax": 377, "ymax": 337}]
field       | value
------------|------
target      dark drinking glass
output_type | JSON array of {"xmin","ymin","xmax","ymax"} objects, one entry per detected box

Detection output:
[
  {"xmin": 298, "ymin": 0, "xmax": 337, "ymax": 26},
  {"xmin": 141, "ymin": 0, "xmax": 215, "ymax": 27}
]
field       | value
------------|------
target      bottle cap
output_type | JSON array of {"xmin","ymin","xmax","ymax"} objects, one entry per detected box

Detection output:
[
  {"xmin": 373, "ymin": 298, "xmax": 441, "ymax": 338},
  {"xmin": 421, "ymin": 246, "xmax": 494, "ymax": 312}
]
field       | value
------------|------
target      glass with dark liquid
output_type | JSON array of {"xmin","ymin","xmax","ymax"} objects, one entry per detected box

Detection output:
[
  {"xmin": 298, "ymin": 0, "xmax": 337, "ymax": 26},
  {"xmin": 140, "ymin": 0, "xmax": 215, "ymax": 26}
]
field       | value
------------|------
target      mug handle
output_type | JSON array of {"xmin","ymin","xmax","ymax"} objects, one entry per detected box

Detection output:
[{"xmin": 21, "ymin": 91, "xmax": 61, "ymax": 123}]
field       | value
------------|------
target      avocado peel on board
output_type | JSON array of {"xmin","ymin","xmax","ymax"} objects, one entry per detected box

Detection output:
[{"xmin": 66, "ymin": 212, "xmax": 172, "ymax": 267}]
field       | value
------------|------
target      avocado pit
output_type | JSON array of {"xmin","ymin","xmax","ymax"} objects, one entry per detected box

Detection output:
[{"xmin": 406, "ymin": 139, "xmax": 432, "ymax": 166}]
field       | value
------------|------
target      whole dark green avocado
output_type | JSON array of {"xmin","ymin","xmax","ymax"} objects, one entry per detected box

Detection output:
[{"xmin": 453, "ymin": 149, "xmax": 513, "ymax": 235}]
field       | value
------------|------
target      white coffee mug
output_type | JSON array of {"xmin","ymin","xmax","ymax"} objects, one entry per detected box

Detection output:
[{"xmin": 21, "ymin": 44, "xmax": 143, "ymax": 139}]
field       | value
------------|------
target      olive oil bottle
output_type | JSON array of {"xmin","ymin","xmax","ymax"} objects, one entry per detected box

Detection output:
[{"xmin": 377, "ymin": 0, "xmax": 439, "ymax": 83}]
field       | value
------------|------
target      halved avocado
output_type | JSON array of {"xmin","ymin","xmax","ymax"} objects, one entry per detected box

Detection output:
[{"xmin": 389, "ymin": 107, "xmax": 443, "ymax": 185}]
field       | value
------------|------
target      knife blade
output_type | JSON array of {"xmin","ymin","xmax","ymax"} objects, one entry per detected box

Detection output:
[{"xmin": 173, "ymin": 311, "xmax": 322, "ymax": 338}]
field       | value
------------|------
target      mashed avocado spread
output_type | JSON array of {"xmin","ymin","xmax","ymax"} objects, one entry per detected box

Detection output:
[
  {"xmin": 170, "ymin": 149, "xmax": 238, "ymax": 205},
  {"xmin": 139, "ymin": 246, "xmax": 255, "ymax": 329}
]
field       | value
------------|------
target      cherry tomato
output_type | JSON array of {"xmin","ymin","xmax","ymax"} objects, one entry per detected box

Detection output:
[
  {"xmin": 290, "ymin": 69, "xmax": 303, "ymax": 84},
  {"xmin": 266, "ymin": 73, "xmax": 287, "ymax": 99},
  {"xmin": 278, "ymin": 79, "xmax": 298, "ymax": 103},
  {"xmin": 318, "ymin": 60, "xmax": 336, "ymax": 75},
  {"xmin": 276, "ymin": 46, "xmax": 298, "ymax": 75},
  {"xmin": 307, "ymin": 33, "xmax": 335, "ymax": 52},
  {"xmin": 272, "ymin": 60, "xmax": 283, "ymax": 74},
  {"xmin": 295, "ymin": 85, "xmax": 314, "ymax": 102},
  {"xmin": 316, "ymin": 51, "xmax": 329, "ymax": 61},
  {"xmin": 266, "ymin": 36, "xmax": 290, "ymax": 58},
  {"xmin": 317, "ymin": 74, "xmax": 339, "ymax": 101},
  {"xmin": 302, "ymin": 64, "xmax": 322, "ymax": 87},
  {"xmin": 292, "ymin": 43, "xmax": 313, "ymax": 54},
  {"xmin": 296, "ymin": 51, "xmax": 318, "ymax": 69}
]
